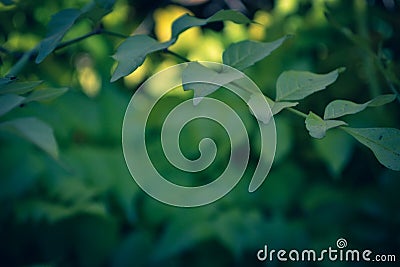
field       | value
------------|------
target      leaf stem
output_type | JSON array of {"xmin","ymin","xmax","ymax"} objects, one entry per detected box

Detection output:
[
  {"xmin": 5, "ymin": 28, "xmax": 131, "ymax": 76},
  {"xmin": 55, "ymin": 31, "xmax": 100, "ymax": 51},
  {"xmin": 164, "ymin": 49, "xmax": 190, "ymax": 62},
  {"xmin": 56, "ymin": 28, "xmax": 129, "ymax": 51},
  {"xmin": 100, "ymin": 30, "xmax": 129, "ymax": 39},
  {"xmin": 286, "ymin": 107, "xmax": 308, "ymax": 118}
]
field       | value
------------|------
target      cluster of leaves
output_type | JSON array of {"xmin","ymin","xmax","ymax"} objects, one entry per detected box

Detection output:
[
  {"xmin": 109, "ymin": 9, "xmax": 400, "ymax": 171},
  {"xmin": 5, "ymin": 0, "xmax": 397, "ymax": 171},
  {"xmin": 0, "ymin": 0, "xmax": 118, "ymax": 161},
  {"xmin": 5, "ymin": 0, "xmax": 115, "ymax": 76},
  {"xmin": 0, "ymin": 77, "xmax": 67, "ymax": 158}
]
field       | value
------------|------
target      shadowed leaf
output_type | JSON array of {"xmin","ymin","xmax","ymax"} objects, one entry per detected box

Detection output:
[
  {"xmin": 0, "ymin": 117, "xmax": 59, "ymax": 158},
  {"xmin": 36, "ymin": 9, "xmax": 81, "ymax": 63},
  {"xmin": 0, "ymin": 81, "xmax": 43, "ymax": 95},
  {"xmin": 0, "ymin": 94, "xmax": 25, "ymax": 116},
  {"xmin": 343, "ymin": 127, "xmax": 400, "ymax": 171},
  {"xmin": 24, "ymin": 87, "xmax": 68, "ymax": 103}
]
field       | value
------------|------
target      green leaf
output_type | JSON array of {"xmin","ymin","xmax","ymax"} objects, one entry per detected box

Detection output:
[
  {"xmin": 0, "ymin": 94, "xmax": 25, "ymax": 116},
  {"xmin": 276, "ymin": 68, "xmax": 344, "ymax": 101},
  {"xmin": 182, "ymin": 62, "xmax": 244, "ymax": 105},
  {"xmin": 223, "ymin": 35, "xmax": 291, "ymax": 70},
  {"xmin": 171, "ymin": 10, "xmax": 252, "ymax": 40},
  {"xmin": 207, "ymin": 9, "xmax": 252, "ymax": 24},
  {"xmin": 111, "ymin": 35, "xmax": 171, "ymax": 82},
  {"xmin": 324, "ymin": 94, "xmax": 396, "ymax": 120},
  {"xmin": 305, "ymin": 111, "xmax": 347, "ymax": 139},
  {"xmin": 24, "ymin": 87, "xmax": 68, "ymax": 103},
  {"xmin": 265, "ymin": 96, "xmax": 298, "ymax": 115},
  {"xmin": 0, "ymin": 117, "xmax": 59, "ymax": 158},
  {"xmin": 80, "ymin": 0, "xmax": 115, "ymax": 22},
  {"xmin": 111, "ymin": 10, "xmax": 251, "ymax": 81},
  {"xmin": 171, "ymin": 14, "xmax": 205, "ymax": 40},
  {"xmin": 367, "ymin": 94, "xmax": 397, "ymax": 107},
  {"xmin": 36, "ymin": 8, "xmax": 82, "ymax": 63},
  {"xmin": 343, "ymin": 127, "xmax": 400, "ymax": 171},
  {"xmin": 313, "ymin": 129, "xmax": 354, "ymax": 176},
  {"xmin": 0, "ymin": 80, "xmax": 43, "ymax": 95}
]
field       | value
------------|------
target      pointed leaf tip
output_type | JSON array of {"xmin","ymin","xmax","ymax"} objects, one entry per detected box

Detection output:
[
  {"xmin": 110, "ymin": 35, "xmax": 171, "ymax": 82},
  {"xmin": 343, "ymin": 127, "xmax": 400, "ymax": 171},
  {"xmin": 276, "ymin": 68, "xmax": 343, "ymax": 101},
  {"xmin": 36, "ymin": 9, "xmax": 81, "ymax": 63},
  {"xmin": 324, "ymin": 94, "xmax": 396, "ymax": 120},
  {"xmin": 223, "ymin": 35, "xmax": 290, "ymax": 70}
]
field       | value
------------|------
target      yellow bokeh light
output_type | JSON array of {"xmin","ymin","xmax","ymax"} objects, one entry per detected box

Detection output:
[
  {"xmin": 6, "ymin": 32, "xmax": 40, "ymax": 51},
  {"xmin": 154, "ymin": 5, "xmax": 193, "ymax": 42},
  {"xmin": 153, "ymin": 5, "xmax": 201, "ymax": 53},
  {"xmin": 187, "ymin": 32, "xmax": 223, "ymax": 62},
  {"xmin": 78, "ymin": 67, "xmax": 101, "ymax": 97},
  {"xmin": 102, "ymin": 1, "xmax": 129, "ymax": 28},
  {"xmin": 123, "ymin": 57, "xmax": 151, "ymax": 88},
  {"xmin": 223, "ymin": 21, "xmax": 248, "ymax": 42},
  {"xmin": 150, "ymin": 59, "xmax": 187, "ymax": 97},
  {"xmin": 249, "ymin": 11, "xmax": 272, "ymax": 41},
  {"xmin": 76, "ymin": 55, "xmax": 101, "ymax": 97},
  {"xmin": 275, "ymin": 0, "xmax": 297, "ymax": 15}
]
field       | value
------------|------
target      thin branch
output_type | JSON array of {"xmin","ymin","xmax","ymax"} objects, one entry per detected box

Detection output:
[
  {"xmin": 286, "ymin": 107, "xmax": 308, "ymax": 118},
  {"xmin": 55, "ymin": 28, "xmax": 128, "ymax": 51},
  {"xmin": 164, "ymin": 49, "xmax": 190, "ymax": 63},
  {"xmin": 55, "ymin": 30, "xmax": 100, "ymax": 51},
  {"xmin": 100, "ymin": 30, "xmax": 129, "ymax": 39},
  {"xmin": 4, "ymin": 28, "xmax": 132, "ymax": 76}
]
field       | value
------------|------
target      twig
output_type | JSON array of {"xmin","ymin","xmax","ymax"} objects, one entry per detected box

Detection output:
[
  {"xmin": 55, "ymin": 30, "xmax": 101, "ymax": 51},
  {"xmin": 164, "ymin": 49, "xmax": 190, "ymax": 63},
  {"xmin": 286, "ymin": 107, "xmax": 307, "ymax": 118},
  {"xmin": 5, "ymin": 28, "xmax": 131, "ymax": 76},
  {"xmin": 100, "ymin": 30, "xmax": 129, "ymax": 39}
]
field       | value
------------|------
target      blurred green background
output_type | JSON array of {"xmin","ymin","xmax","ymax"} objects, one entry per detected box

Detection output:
[{"xmin": 1, "ymin": 0, "xmax": 399, "ymax": 266}]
